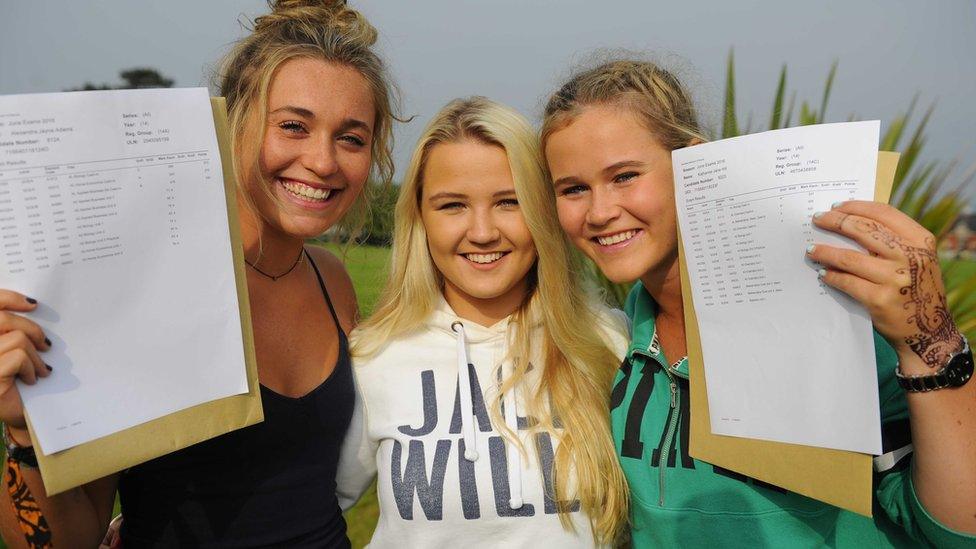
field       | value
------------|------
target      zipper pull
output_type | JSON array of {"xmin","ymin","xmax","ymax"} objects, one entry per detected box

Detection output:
[{"xmin": 669, "ymin": 382, "xmax": 676, "ymax": 408}]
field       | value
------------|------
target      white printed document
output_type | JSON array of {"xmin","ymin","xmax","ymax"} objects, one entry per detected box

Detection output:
[
  {"xmin": 0, "ymin": 88, "xmax": 248, "ymax": 454},
  {"xmin": 673, "ymin": 121, "xmax": 882, "ymax": 455}
]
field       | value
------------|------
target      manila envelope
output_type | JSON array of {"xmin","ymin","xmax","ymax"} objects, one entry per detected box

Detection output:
[
  {"xmin": 28, "ymin": 98, "xmax": 263, "ymax": 496},
  {"xmin": 681, "ymin": 151, "xmax": 899, "ymax": 517}
]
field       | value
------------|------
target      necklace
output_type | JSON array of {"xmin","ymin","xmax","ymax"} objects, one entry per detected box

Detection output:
[{"xmin": 245, "ymin": 248, "xmax": 305, "ymax": 281}]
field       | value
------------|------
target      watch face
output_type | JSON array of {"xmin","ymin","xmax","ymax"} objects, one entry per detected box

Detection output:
[{"xmin": 947, "ymin": 350, "xmax": 975, "ymax": 387}]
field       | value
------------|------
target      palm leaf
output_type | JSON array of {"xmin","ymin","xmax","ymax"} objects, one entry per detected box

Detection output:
[
  {"xmin": 722, "ymin": 49, "xmax": 739, "ymax": 138},
  {"xmin": 770, "ymin": 65, "xmax": 787, "ymax": 130}
]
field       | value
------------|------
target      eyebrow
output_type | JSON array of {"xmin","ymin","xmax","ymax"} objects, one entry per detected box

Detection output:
[
  {"xmin": 269, "ymin": 105, "xmax": 314, "ymax": 118},
  {"xmin": 552, "ymin": 160, "xmax": 647, "ymax": 187},
  {"xmin": 426, "ymin": 189, "xmax": 516, "ymax": 202}
]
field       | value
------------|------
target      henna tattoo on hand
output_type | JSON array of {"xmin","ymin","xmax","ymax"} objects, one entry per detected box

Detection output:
[{"xmin": 868, "ymin": 226, "xmax": 963, "ymax": 368}]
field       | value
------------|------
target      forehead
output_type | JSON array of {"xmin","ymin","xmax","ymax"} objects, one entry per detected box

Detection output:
[
  {"xmin": 267, "ymin": 57, "xmax": 375, "ymax": 127},
  {"xmin": 545, "ymin": 105, "xmax": 663, "ymax": 175},
  {"xmin": 422, "ymin": 140, "xmax": 515, "ymax": 196}
]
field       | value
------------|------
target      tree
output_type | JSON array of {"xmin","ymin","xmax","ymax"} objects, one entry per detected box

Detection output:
[{"xmin": 68, "ymin": 67, "xmax": 174, "ymax": 91}]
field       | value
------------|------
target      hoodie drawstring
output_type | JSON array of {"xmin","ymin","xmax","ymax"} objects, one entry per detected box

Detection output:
[
  {"xmin": 452, "ymin": 322, "xmax": 479, "ymax": 461},
  {"xmin": 502, "ymin": 359, "xmax": 524, "ymax": 509},
  {"xmin": 452, "ymin": 321, "xmax": 523, "ymax": 509}
]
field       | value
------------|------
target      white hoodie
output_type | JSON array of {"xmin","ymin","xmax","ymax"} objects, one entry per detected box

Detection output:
[{"xmin": 337, "ymin": 298, "xmax": 628, "ymax": 548}]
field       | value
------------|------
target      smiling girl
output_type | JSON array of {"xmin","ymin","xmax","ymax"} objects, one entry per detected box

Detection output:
[
  {"xmin": 541, "ymin": 58, "xmax": 976, "ymax": 548},
  {"xmin": 339, "ymin": 97, "xmax": 630, "ymax": 547},
  {"xmin": 0, "ymin": 1, "xmax": 398, "ymax": 547}
]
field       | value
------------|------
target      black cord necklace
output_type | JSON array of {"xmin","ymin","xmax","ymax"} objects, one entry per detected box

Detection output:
[{"xmin": 245, "ymin": 248, "xmax": 305, "ymax": 281}]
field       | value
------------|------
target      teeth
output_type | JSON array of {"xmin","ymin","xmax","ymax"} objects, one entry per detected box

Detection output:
[
  {"xmin": 596, "ymin": 230, "xmax": 638, "ymax": 246},
  {"xmin": 465, "ymin": 252, "xmax": 504, "ymax": 264},
  {"xmin": 282, "ymin": 180, "xmax": 333, "ymax": 201}
]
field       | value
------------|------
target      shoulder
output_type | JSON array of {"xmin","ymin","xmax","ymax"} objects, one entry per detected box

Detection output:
[
  {"xmin": 591, "ymin": 304, "xmax": 631, "ymax": 360},
  {"xmin": 305, "ymin": 245, "xmax": 358, "ymax": 329}
]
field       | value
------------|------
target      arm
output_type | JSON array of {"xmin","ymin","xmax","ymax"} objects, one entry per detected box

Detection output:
[
  {"xmin": 811, "ymin": 201, "xmax": 976, "ymax": 536},
  {"xmin": 0, "ymin": 290, "xmax": 117, "ymax": 547},
  {"xmin": 336, "ymin": 372, "xmax": 377, "ymax": 511}
]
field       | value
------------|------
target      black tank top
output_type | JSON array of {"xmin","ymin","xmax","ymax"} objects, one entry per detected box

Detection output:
[{"xmin": 119, "ymin": 251, "xmax": 355, "ymax": 548}]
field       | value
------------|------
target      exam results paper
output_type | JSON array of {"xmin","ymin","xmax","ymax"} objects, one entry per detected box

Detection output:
[
  {"xmin": 0, "ymin": 88, "xmax": 248, "ymax": 455},
  {"xmin": 673, "ymin": 121, "xmax": 882, "ymax": 455}
]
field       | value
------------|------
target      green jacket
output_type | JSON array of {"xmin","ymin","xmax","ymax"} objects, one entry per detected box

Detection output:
[{"xmin": 613, "ymin": 282, "xmax": 975, "ymax": 548}]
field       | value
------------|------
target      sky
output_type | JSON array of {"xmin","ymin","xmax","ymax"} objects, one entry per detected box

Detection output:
[{"xmin": 1, "ymin": 0, "xmax": 973, "ymax": 200}]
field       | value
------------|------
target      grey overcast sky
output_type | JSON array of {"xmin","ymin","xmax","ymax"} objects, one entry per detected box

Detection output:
[{"xmin": 1, "ymin": 1, "xmax": 973, "ymax": 199}]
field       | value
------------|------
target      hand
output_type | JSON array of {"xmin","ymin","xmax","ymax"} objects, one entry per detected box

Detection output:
[
  {"xmin": 0, "ymin": 290, "xmax": 53, "ymax": 433},
  {"xmin": 808, "ymin": 201, "xmax": 964, "ymax": 371}
]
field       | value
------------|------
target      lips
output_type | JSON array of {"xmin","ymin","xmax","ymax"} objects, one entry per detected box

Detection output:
[{"xmin": 594, "ymin": 229, "xmax": 639, "ymax": 246}]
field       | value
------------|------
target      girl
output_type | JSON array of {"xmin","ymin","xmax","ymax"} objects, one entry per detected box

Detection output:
[
  {"xmin": 0, "ymin": 1, "xmax": 397, "ymax": 546},
  {"xmin": 338, "ymin": 97, "xmax": 629, "ymax": 547},
  {"xmin": 540, "ymin": 58, "xmax": 976, "ymax": 547}
]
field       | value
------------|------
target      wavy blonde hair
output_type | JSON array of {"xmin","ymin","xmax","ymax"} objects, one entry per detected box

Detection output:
[
  {"xmin": 352, "ymin": 96, "xmax": 628, "ymax": 544},
  {"xmin": 217, "ymin": 0, "xmax": 398, "ymax": 240}
]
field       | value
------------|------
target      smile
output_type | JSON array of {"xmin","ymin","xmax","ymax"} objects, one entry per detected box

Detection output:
[
  {"xmin": 280, "ymin": 179, "xmax": 337, "ymax": 203},
  {"xmin": 462, "ymin": 252, "xmax": 507, "ymax": 264},
  {"xmin": 594, "ymin": 229, "xmax": 640, "ymax": 246}
]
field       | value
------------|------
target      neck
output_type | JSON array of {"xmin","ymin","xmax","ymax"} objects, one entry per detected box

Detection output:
[
  {"xmin": 639, "ymin": 254, "xmax": 685, "ymax": 328},
  {"xmin": 442, "ymin": 280, "xmax": 528, "ymax": 329},
  {"xmin": 239, "ymin": 196, "xmax": 306, "ymax": 275}
]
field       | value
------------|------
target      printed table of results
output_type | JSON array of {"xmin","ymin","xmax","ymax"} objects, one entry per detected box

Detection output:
[{"xmin": 0, "ymin": 88, "xmax": 248, "ymax": 455}]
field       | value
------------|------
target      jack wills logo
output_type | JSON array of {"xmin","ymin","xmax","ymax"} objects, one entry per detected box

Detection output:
[{"xmin": 390, "ymin": 366, "xmax": 580, "ymax": 521}]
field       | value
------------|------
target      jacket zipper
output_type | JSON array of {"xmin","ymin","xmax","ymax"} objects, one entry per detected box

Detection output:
[{"xmin": 634, "ymin": 337, "xmax": 682, "ymax": 507}]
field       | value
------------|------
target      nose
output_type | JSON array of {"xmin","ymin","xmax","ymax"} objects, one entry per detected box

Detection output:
[
  {"xmin": 303, "ymin": 137, "xmax": 340, "ymax": 179},
  {"xmin": 466, "ymin": 208, "xmax": 501, "ymax": 245},
  {"xmin": 584, "ymin": 186, "xmax": 621, "ymax": 227}
]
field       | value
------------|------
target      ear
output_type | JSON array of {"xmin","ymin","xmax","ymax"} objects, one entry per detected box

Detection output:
[{"xmin": 687, "ymin": 137, "xmax": 705, "ymax": 147}]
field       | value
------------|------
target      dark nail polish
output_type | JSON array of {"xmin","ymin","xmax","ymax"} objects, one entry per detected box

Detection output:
[
  {"xmin": 26, "ymin": 297, "xmax": 37, "ymax": 305},
  {"xmin": 45, "ymin": 364, "xmax": 52, "ymax": 372},
  {"xmin": 45, "ymin": 338, "xmax": 52, "ymax": 347}
]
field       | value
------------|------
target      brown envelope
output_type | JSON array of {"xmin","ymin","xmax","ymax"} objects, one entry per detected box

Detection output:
[
  {"xmin": 28, "ymin": 98, "xmax": 262, "ymax": 496},
  {"xmin": 680, "ymin": 151, "xmax": 899, "ymax": 517}
]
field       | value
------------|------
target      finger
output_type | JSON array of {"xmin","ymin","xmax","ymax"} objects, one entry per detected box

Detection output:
[
  {"xmin": 0, "ymin": 311, "xmax": 50, "ymax": 351},
  {"xmin": 0, "ymin": 331, "xmax": 50, "ymax": 380},
  {"xmin": 0, "ymin": 290, "xmax": 38, "ymax": 313},
  {"xmin": 0, "ymin": 348, "xmax": 38, "ymax": 385},
  {"xmin": 828, "ymin": 201, "xmax": 924, "ymax": 241},
  {"xmin": 817, "ymin": 267, "xmax": 881, "ymax": 305},
  {"xmin": 811, "ymin": 210, "xmax": 903, "ymax": 258},
  {"xmin": 807, "ymin": 244, "xmax": 893, "ymax": 284}
]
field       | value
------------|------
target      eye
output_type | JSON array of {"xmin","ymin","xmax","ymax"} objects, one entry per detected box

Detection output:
[
  {"xmin": 437, "ymin": 201, "xmax": 465, "ymax": 211},
  {"xmin": 278, "ymin": 121, "xmax": 308, "ymax": 134},
  {"xmin": 339, "ymin": 134, "xmax": 367, "ymax": 147},
  {"xmin": 613, "ymin": 171, "xmax": 639, "ymax": 183},
  {"xmin": 559, "ymin": 184, "xmax": 588, "ymax": 197},
  {"xmin": 497, "ymin": 198, "xmax": 519, "ymax": 209}
]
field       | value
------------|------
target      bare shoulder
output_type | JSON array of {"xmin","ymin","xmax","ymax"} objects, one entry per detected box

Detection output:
[{"xmin": 305, "ymin": 245, "xmax": 359, "ymax": 330}]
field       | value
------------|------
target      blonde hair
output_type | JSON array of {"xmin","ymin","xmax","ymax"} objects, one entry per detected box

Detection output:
[
  {"xmin": 353, "ymin": 97, "xmax": 629, "ymax": 544},
  {"xmin": 541, "ymin": 58, "xmax": 706, "ymax": 153},
  {"xmin": 217, "ymin": 0, "xmax": 397, "ymax": 239}
]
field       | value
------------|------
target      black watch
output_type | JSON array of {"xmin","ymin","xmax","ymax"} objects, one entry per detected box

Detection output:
[
  {"xmin": 2, "ymin": 424, "xmax": 38, "ymax": 468},
  {"xmin": 896, "ymin": 336, "xmax": 973, "ymax": 392}
]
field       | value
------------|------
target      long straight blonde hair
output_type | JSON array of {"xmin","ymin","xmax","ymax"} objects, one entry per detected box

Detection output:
[{"xmin": 352, "ymin": 96, "xmax": 628, "ymax": 544}]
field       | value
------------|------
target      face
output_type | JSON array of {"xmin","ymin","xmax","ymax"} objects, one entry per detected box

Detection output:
[
  {"xmin": 545, "ymin": 105, "xmax": 678, "ymax": 285},
  {"xmin": 248, "ymin": 57, "xmax": 375, "ymax": 239},
  {"xmin": 420, "ymin": 140, "xmax": 537, "ymax": 323}
]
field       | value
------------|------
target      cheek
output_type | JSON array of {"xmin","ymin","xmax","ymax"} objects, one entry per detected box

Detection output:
[
  {"xmin": 555, "ymin": 200, "xmax": 586, "ymax": 240},
  {"xmin": 342, "ymin": 152, "xmax": 373, "ymax": 190}
]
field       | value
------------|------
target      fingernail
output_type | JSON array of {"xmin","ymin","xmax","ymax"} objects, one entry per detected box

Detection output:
[
  {"xmin": 818, "ymin": 268, "xmax": 827, "ymax": 278},
  {"xmin": 831, "ymin": 201, "xmax": 844, "ymax": 209},
  {"xmin": 806, "ymin": 244, "xmax": 816, "ymax": 254},
  {"xmin": 813, "ymin": 211, "xmax": 825, "ymax": 219},
  {"xmin": 44, "ymin": 337, "xmax": 51, "ymax": 347},
  {"xmin": 45, "ymin": 364, "xmax": 52, "ymax": 372},
  {"xmin": 26, "ymin": 297, "xmax": 37, "ymax": 305}
]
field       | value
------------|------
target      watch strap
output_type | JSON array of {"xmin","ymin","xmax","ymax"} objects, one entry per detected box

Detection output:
[{"xmin": 896, "ymin": 336, "xmax": 973, "ymax": 393}]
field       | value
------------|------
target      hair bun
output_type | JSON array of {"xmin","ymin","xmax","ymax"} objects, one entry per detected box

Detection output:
[{"xmin": 253, "ymin": 0, "xmax": 375, "ymax": 46}]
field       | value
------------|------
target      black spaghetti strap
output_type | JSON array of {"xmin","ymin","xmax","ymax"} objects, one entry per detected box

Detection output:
[{"xmin": 303, "ymin": 248, "xmax": 344, "ymax": 335}]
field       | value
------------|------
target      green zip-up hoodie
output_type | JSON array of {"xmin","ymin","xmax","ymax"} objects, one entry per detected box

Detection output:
[{"xmin": 613, "ymin": 282, "xmax": 975, "ymax": 548}]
